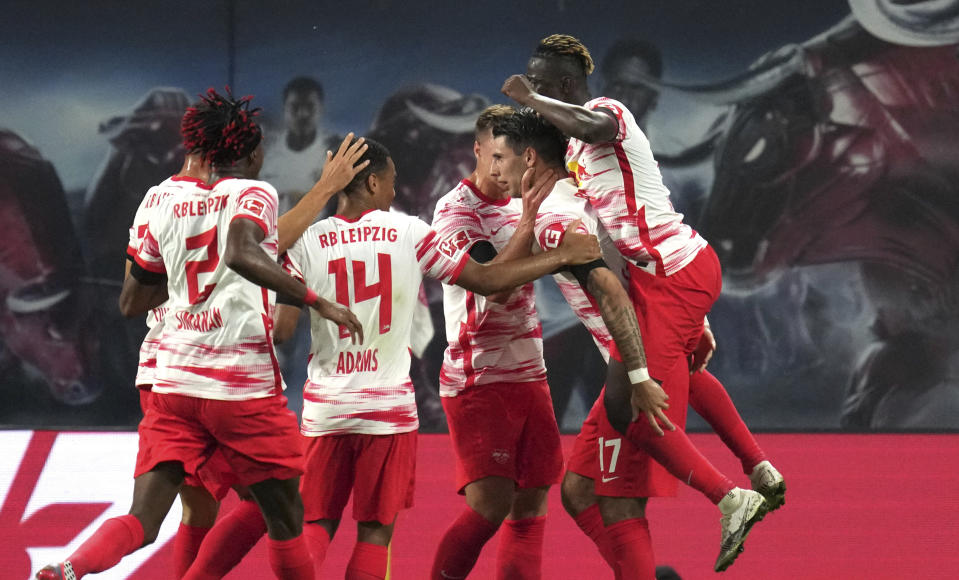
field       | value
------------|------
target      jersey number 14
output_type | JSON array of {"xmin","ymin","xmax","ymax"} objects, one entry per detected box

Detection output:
[{"xmin": 328, "ymin": 253, "xmax": 393, "ymax": 339}]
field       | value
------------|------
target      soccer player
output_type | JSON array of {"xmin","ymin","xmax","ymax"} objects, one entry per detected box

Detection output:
[
  {"xmin": 124, "ymin": 129, "xmax": 370, "ymax": 578},
  {"xmin": 36, "ymin": 88, "xmax": 361, "ymax": 580},
  {"xmin": 502, "ymin": 35, "xmax": 785, "ymax": 573},
  {"xmin": 489, "ymin": 107, "xmax": 783, "ymax": 577},
  {"xmin": 428, "ymin": 105, "xmax": 569, "ymax": 580},
  {"xmin": 272, "ymin": 137, "xmax": 600, "ymax": 580}
]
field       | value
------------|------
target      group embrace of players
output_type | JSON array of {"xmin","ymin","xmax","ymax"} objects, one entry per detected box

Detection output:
[{"xmin": 37, "ymin": 34, "xmax": 785, "ymax": 580}]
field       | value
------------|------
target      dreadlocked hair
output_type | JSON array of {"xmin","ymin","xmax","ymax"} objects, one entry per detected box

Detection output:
[
  {"xmin": 534, "ymin": 34, "xmax": 595, "ymax": 76},
  {"xmin": 180, "ymin": 87, "xmax": 262, "ymax": 167}
]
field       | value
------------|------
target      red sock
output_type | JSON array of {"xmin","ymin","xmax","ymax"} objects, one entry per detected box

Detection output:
[
  {"xmin": 626, "ymin": 421, "xmax": 734, "ymax": 504},
  {"xmin": 172, "ymin": 523, "xmax": 211, "ymax": 578},
  {"xmin": 268, "ymin": 535, "xmax": 314, "ymax": 580},
  {"xmin": 689, "ymin": 370, "xmax": 767, "ymax": 474},
  {"xmin": 605, "ymin": 518, "xmax": 655, "ymax": 580},
  {"xmin": 67, "ymin": 514, "xmax": 144, "ymax": 576},
  {"xmin": 495, "ymin": 515, "xmax": 546, "ymax": 580},
  {"xmin": 430, "ymin": 507, "xmax": 498, "ymax": 580},
  {"xmin": 346, "ymin": 541, "xmax": 389, "ymax": 580},
  {"xmin": 572, "ymin": 504, "xmax": 618, "ymax": 574},
  {"xmin": 303, "ymin": 522, "xmax": 331, "ymax": 571},
  {"xmin": 182, "ymin": 499, "xmax": 266, "ymax": 579}
]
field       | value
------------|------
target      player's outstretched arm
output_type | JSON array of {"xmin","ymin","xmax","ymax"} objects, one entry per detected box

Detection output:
[
  {"xmin": 456, "ymin": 220, "xmax": 600, "ymax": 296},
  {"xmin": 501, "ymin": 75, "xmax": 618, "ymax": 144},
  {"xmin": 276, "ymin": 133, "xmax": 370, "ymax": 253},
  {"xmin": 584, "ymin": 267, "xmax": 674, "ymax": 436},
  {"xmin": 225, "ymin": 218, "xmax": 362, "ymax": 344}
]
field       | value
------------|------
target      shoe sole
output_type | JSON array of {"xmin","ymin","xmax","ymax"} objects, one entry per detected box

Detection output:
[
  {"xmin": 714, "ymin": 499, "xmax": 768, "ymax": 572},
  {"xmin": 758, "ymin": 480, "xmax": 786, "ymax": 512}
]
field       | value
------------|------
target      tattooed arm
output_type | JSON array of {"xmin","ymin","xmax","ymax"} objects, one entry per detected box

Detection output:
[{"xmin": 577, "ymin": 265, "xmax": 675, "ymax": 435}]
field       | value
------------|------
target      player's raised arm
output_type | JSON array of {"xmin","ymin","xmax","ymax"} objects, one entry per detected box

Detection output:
[
  {"xmin": 455, "ymin": 219, "xmax": 599, "ymax": 296},
  {"xmin": 276, "ymin": 133, "xmax": 370, "ymax": 253},
  {"xmin": 502, "ymin": 74, "xmax": 617, "ymax": 144}
]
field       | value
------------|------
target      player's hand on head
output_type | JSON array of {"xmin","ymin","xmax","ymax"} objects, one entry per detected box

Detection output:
[
  {"xmin": 501, "ymin": 74, "xmax": 535, "ymax": 105},
  {"xmin": 557, "ymin": 219, "xmax": 601, "ymax": 265},
  {"xmin": 315, "ymin": 132, "xmax": 370, "ymax": 193},
  {"xmin": 689, "ymin": 324, "xmax": 717, "ymax": 374},
  {"xmin": 630, "ymin": 379, "xmax": 675, "ymax": 437},
  {"xmin": 520, "ymin": 167, "xmax": 560, "ymax": 218},
  {"xmin": 311, "ymin": 297, "xmax": 365, "ymax": 345}
]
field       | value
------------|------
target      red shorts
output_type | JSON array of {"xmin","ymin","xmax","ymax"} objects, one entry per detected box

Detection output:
[
  {"xmin": 300, "ymin": 431, "xmax": 416, "ymax": 525},
  {"xmin": 567, "ymin": 387, "xmax": 678, "ymax": 498},
  {"xmin": 138, "ymin": 390, "xmax": 236, "ymax": 500},
  {"xmin": 626, "ymin": 245, "xmax": 722, "ymax": 379},
  {"xmin": 442, "ymin": 380, "xmax": 563, "ymax": 493},
  {"xmin": 135, "ymin": 392, "xmax": 305, "ymax": 487}
]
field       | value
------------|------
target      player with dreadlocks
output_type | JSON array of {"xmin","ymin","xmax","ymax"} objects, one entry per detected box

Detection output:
[
  {"xmin": 501, "ymin": 35, "xmax": 786, "ymax": 575},
  {"xmin": 36, "ymin": 88, "xmax": 363, "ymax": 580}
]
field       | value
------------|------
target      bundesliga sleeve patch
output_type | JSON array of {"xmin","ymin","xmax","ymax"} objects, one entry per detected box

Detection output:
[{"xmin": 241, "ymin": 197, "xmax": 266, "ymax": 217}]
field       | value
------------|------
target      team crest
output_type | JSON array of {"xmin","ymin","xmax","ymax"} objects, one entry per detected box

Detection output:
[
  {"xmin": 538, "ymin": 223, "xmax": 566, "ymax": 250},
  {"xmin": 437, "ymin": 230, "xmax": 471, "ymax": 258},
  {"xmin": 491, "ymin": 449, "xmax": 510, "ymax": 464}
]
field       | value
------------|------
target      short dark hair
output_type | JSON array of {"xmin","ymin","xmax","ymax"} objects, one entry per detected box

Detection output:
[
  {"xmin": 491, "ymin": 108, "xmax": 567, "ymax": 168},
  {"xmin": 602, "ymin": 38, "xmax": 663, "ymax": 79},
  {"xmin": 344, "ymin": 137, "xmax": 392, "ymax": 195},
  {"xmin": 533, "ymin": 34, "xmax": 595, "ymax": 77},
  {"xmin": 282, "ymin": 76, "xmax": 324, "ymax": 103},
  {"xmin": 180, "ymin": 88, "xmax": 262, "ymax": 167}
]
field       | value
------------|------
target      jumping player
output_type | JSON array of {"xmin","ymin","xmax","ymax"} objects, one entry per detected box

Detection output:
[
  {"xmin": 502, "ymin": 35, "xmax": 785, "ymax": 573},
  {"xmin": 273, "ymin": 137, "xmax": 600, "ymax": 579}
]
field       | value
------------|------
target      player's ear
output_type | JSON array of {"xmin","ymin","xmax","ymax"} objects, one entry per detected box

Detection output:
[
  {"xmin": 473, "ymin": 140, "xmax": 482, "ymax": 159},
  {"xmin": 524, "ymin": 146, "xmax": 537, "ymax": 168},
  {"xmin": 365, "ymin": 172, "xmax": 377, "ymax": 195}
]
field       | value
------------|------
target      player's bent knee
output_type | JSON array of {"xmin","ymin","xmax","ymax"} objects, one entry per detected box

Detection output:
[{"xmin": 561, "ymin": 472, "xmax": 596, "ymax": 516}]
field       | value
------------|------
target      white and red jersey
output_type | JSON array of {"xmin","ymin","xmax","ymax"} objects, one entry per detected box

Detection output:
[
  {"xmin": 432, "ymin": 179, "xmax": 547, "ymax": 396},
  {"xmin": 282, "ymin": 209, "xmax": 469, "ymax": 436},
  {"xmin": 127, "ymin": 175, "xmax": 206, "ymax": 388},
  {"xmin": 133, "ymin": 177, "xmax": 283, "ymax": 400},
  {"xmin": 566, "ymin": 97, "xmax": 707, "ymax": 277},
  {"xmin": 534, "ymin": 178, "xmax": 615, "ymax": 361}
]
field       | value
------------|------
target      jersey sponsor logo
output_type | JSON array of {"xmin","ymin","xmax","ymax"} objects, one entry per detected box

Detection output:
[
  {"xmin": 491, "ymin": 448, "xmax": 510, "ymax": 464},
  {"xmin": 539, "ymin": 223, "xmax": 565, "ymax": 250},
  {"xmin": 601, "ymin": 475, "xmax": 620, "ymax": 483},
  {"xmin": 437, "ymin": 230, "xmax": 471, "ymax": 258}
]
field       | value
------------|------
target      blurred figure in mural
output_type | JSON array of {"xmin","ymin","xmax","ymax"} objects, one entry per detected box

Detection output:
[
  {"xmin": 261, "ymin": 76, "xmax": 341, "ymax": 214},
  {"xmin": 656, "ymin": 0, "xmax": 959, "ymax": 429},
  {"xmin": 0, "ymin": 129, "xmax": 101, "ymax": 412},
  {"xmin": 261, "ymin": 76, "xmax": 341, "ymax": 408},
  {"xmin": 366, "ymin": 84, "xmax": 489, "ymax": 431}
]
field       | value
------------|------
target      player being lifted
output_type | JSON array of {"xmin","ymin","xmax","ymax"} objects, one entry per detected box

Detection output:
[
  {"xmin": 271, "ymin": 137, "xmax": 600, "ymax": 579},
  {"xmin": 502, "ymin": 35, "xmax": 786, "ymax": 574}
]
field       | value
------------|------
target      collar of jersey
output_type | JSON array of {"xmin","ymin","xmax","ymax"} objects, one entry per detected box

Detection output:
[
  {"xmin": 462, "ymin": 179, "xmax": 510, "ymax": 207},
  {"xmin": 170, "ymin": 174, "xmax": 212, "ymax": 190},
  {"xmin": 332, "ymin": 208, "xmax": 377, "ymax": 223}
]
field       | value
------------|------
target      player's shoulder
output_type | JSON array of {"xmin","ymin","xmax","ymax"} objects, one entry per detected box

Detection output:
[{"xmin": 434, "ymin": 180, "xmax": 475, "ymax": 210}]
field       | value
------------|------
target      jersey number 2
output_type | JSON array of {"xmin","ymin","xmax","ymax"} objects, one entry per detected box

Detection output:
[
  {"xmin": 185, "ymin": 226, "xmax": 219, "ymax": 304},
  {"xmin": 328, "ymin": 253, "xmax": 392, "ymax": 338}
]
